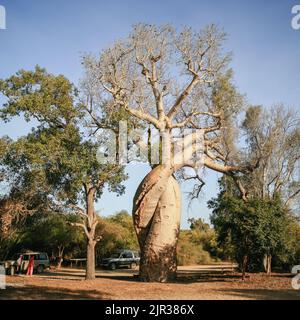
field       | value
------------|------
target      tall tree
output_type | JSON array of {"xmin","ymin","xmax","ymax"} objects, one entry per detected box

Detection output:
[
  {"xmin": 228, "ymin": 105, "xmax": 300, "ymax": 273},
  {"xmin": 208, "ymin": 103, "xmax": 300, "ymax": 275},
  {"xmin": 0, "ymin": 67, "xmax": 127, "ymax": 279},
  {"xmin": 82, "ymin": 24, "xmax": 254, "ymax": 281}
]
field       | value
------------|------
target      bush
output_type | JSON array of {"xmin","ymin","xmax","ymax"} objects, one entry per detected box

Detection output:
[
  {"xmin": 177, "ymin": 230, "xmax": 214, "ymax": 265},
  {"xmin": 95, "ymin": 211, "xmax": 139, "ymax": 261}
]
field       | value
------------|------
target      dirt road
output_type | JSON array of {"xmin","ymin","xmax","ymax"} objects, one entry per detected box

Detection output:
[{"xmin": 0, "ymin": 265, "xmax": 299, "ymax": 300}]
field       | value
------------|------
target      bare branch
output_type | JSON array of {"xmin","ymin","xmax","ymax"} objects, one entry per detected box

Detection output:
[
  {"xmin": 167, "ymin": 75, "xmax": 199, "ymax": 120},
  {"xmin": 124, "ymin": 106, "xmax": 162, "ymax": 129},
  {"xmin": 203, "ymin": 156, "xmax": 248, "ymax": 174}
]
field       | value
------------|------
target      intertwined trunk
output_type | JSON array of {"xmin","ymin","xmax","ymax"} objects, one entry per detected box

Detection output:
[{"xmin": 133, "ymin": 165, "xmax": 181, "ymax": 282}]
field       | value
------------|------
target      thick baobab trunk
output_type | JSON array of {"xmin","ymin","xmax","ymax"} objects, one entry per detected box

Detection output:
[{"xmin": 133, "ymin": 165, "xmax": 181, "ymax": 282}]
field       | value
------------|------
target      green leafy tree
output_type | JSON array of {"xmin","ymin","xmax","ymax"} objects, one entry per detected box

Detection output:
[
  {"xmin": 177, "ymin": 218, "xmax": 219, "ymax": 266},
  {"xmin": 209, "ymin": 189, "xmax": 299, "ymax": 278},
  {"xmin": 0, "ymin": 136, "xmax": 10, "ymax": 182},
  {"xmin": 21, "ymin": 212, "xmax": 85, "ymax": 268},
  {"xmin": 177, "ymin": 230, "xmax": 213, "ymax": 266},
  {"xmin": 96, "ymin": 211, "xmax": 139, "ymax": 260},
  {"xmin": 0, "ymin": 66, "xmax": 127, "ymax": 279}
]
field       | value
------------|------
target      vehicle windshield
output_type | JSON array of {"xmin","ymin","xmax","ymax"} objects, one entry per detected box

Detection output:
[{"xmin": 109, "ymin": 253, "xmax": 120, "ymax": 259}]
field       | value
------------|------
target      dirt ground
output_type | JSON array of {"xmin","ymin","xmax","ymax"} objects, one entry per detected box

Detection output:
[{"xmin": 0, "ymin": 264, "xmax": 299, "ymax": 300}]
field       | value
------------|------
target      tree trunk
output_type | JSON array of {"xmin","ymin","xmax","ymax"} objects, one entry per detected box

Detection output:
[
  {"xmin": 263, "ymin": 254, "xmax": 272, "ymax": 276},
  {"xmin": 86, "ymin": 239, "xmax": 96, "ymax": 280},
  {"xmin": 241, "ymin": 254, "xmax": 248, "ymax": 280},
  {"xmin": 57, "ymin": 258, "xmax": 63, "ymax": 269},
  {"xmin": 85, "ymin": 188, "xmax": 97, "ymax": 280},
  {"xmin": 133, "ymin": 165, "xmax": 181, "ymax": 282},
  {"xmin": 56, "ymin": 246, "xmax": 64, "ymax": 269}
]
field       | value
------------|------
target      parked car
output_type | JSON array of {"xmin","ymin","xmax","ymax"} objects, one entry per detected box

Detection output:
[
  {"xmin": 0, "ymin": 252, "xmax": 50, "ymax": 275},
  {"xmin": 99, "ymin": 250, "xmax": 140, "ymax": 270}
]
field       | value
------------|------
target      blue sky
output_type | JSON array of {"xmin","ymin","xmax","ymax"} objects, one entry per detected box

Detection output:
[{"xmin": 0, "ymin": 0, "xmax": 300, "ymax": 228}]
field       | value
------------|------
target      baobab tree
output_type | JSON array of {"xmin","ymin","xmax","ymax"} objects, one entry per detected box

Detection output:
[{"xmin": 82, "ymin": 24, "xmax": 254, "ymax": 282}]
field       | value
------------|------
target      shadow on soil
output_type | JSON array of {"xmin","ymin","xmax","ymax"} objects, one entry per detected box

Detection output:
[
  {"xmin": 217, "ymin": 288, "xmax": 300, "ymax": 300},
  {"xmin": 41, "ymin": 268, "xmax": 140, "ymax": 282},
  {"xmin": 175, "ymin": 273, "xmax": 242, "ymax": 283},
  {"xmin": 43, "ymin": 268, "xmax": 250, "ymax": 283},
  {"xmin": 0, "ymin": 285, "xmax": 111, "ymax": 300}
]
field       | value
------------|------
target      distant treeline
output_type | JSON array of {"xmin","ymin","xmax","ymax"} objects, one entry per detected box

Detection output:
[{"xmin": 1, "ymin": 207, "xmax": 299, "ymax": 272}]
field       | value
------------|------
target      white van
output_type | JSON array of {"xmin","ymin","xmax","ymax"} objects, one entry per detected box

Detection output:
[{"xmin": 0, "ymin": 252, "xmax": 50, "ymax": 275}]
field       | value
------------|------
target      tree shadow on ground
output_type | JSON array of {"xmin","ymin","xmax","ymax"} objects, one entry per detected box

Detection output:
[
  {"xmin": 28, "ymin": 269, "xmax": 295, "ymax": 290},
  {"xmin": 175, "ymin": 273, "xmax": 243, "ymax": 284},
  {"xmin": 91, "ymin": 270, "xmax": 242, "ymax": 284},
  {"xmin": 0, "ymin": 285, "xmax": 111, "ymax": 300},
  {"xmin": 40, "ymin": 269, "xmax": 139, "ymax": 282},
  {"xmin": 216, "ymin": 288, "xmax": 300, "ymax": 300}
]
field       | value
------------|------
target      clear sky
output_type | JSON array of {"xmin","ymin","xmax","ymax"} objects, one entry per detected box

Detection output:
[{"xmin": 0, "ymin": 0, "xmax": 300, "ymax": 228}]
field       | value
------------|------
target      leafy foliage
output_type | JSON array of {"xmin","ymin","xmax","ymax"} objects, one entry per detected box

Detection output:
[
  {"xmin": 209, "ymin": 189, "xmax": 300, "ymax": 271},
  {"xmin": 177, "ymin": 218, "xmax": 219, "ymax": 265},
  {"xmin": 15, "ymin": 212, "xmax": 84, "ymax": 258},
  {"xmin": 0, "ymin": 66, "xmax": 128, "ymax": 279},
  {"xmin": 96, "ymin": 211, "xmax": 139, "ymax": 259}
]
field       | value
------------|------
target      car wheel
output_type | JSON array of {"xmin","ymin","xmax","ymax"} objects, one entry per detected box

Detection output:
[
  {"xmin": 130, "ymin": 262, "xmax": 137, "ymax": 269},
  {"xmin": 109, "ymin": 263, "xmax": 117, "ymax": 270},
  {"xmin": 36, "ymin": 265, "xmax": 44, "ymax": 274}
]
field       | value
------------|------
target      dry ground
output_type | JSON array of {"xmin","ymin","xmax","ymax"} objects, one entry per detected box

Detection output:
[{"xmin": 0, "ymin": 264, "xmax": 299, "ymax": 300}]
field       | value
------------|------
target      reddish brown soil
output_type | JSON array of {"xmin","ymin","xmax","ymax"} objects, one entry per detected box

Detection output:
[{"xmin": 1, "ymin": 266, "xmax": 299, "ymax": 300}]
